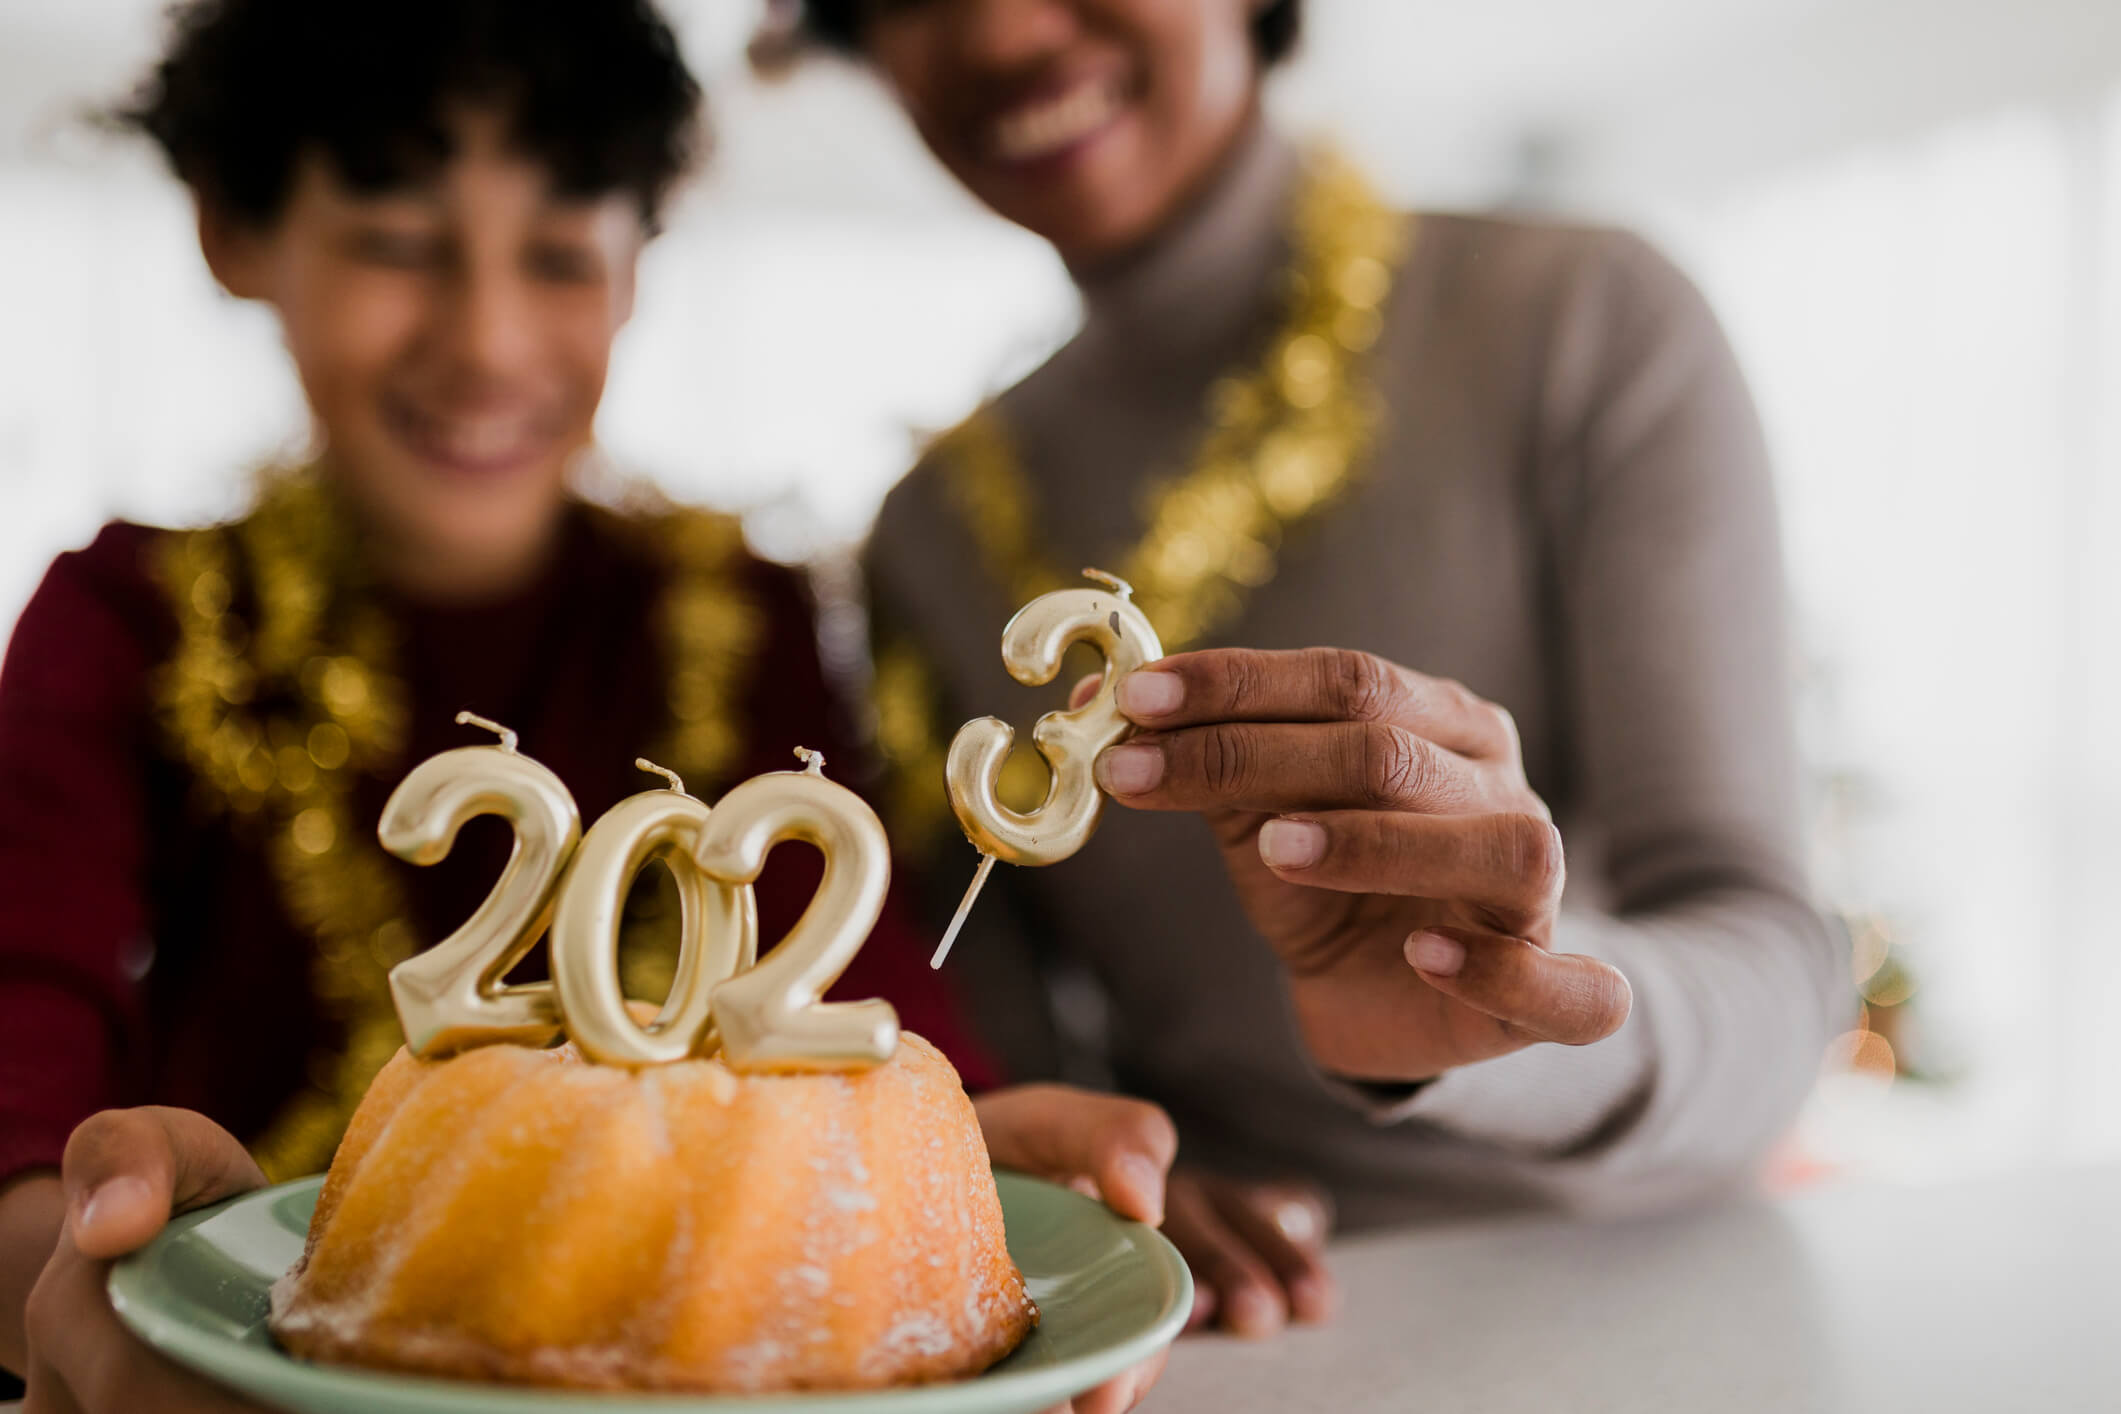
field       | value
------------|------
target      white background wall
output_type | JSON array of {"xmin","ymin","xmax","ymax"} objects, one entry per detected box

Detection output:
[
  {"xmin": 2, "ymin": 0, "xmax": 2117, "ymax": 1183},
  {"xmin": 1651, "ymin": 97, "xmax": 2121, "ymax": 1177}
]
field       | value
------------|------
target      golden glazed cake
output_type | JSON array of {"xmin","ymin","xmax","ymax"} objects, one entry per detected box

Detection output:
[{"xmin": 268, "ymin": 1032, "xmax": 1036, "ymax": 1392}]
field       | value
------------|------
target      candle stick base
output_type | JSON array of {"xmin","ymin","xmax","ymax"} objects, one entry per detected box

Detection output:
[{"xmin": 931, "ymin": 852, "xmax": 998, "ymax": 969}]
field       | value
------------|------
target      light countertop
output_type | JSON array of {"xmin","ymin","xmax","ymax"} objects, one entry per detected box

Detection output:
[{"xmin": 1155, "ymin": 1163, "xmax": 2119, "ymax": 1412}]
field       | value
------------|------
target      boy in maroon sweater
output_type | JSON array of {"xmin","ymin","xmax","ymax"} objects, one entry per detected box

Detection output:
[{"xmin": 0, "ymin": 4, "xmax": 1173, "ymax": 1410}]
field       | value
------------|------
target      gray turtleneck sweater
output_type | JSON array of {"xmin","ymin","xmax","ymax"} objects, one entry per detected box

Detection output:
[{"xmin": 866, "ymin": 124, "xmax": 1848, "ymax": 1229}]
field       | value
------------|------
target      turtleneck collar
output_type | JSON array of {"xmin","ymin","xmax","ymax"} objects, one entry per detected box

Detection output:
[{"xmin": 1068, "ymin": 118, "xmax": 1302, "ymax": 373}]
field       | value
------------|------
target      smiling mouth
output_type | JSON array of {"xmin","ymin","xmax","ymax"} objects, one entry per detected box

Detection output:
[
  {"xmin": 385, "ymin": 400, "xmax": 554, "ymax": 477},
  {"xmin": 986, "ymin": 75, "xmax": 1131, "ymax": 165}
]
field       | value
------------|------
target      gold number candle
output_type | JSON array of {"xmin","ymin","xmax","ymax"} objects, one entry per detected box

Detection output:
[
  {"xmin": 934, "ymin": 569, "xmax": 1164, "ymax": 966},
  {"xmin": 550, "ymin": 760, "xmax": 758, "ymax": 1067},
  {"xmin": 697, "ymin": 748, "xmax": 900, "ymax": 1072},
  {"xmin": 380, "ymin": 713, "xmax": 578, "ymax": 1056}
]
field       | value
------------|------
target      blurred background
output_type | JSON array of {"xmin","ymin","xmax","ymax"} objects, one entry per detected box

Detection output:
[{"xmin": 1, "ymin": 0, "xmax": 2116, "ymax": 1185}]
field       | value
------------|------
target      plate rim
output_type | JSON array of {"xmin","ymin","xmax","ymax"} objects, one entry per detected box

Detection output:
[{"xmin": 109, "ymin": 1170, "xmax": 1192, "ymax": 1412}]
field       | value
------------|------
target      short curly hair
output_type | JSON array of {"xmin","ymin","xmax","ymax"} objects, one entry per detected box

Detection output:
[
  {"xmin": 798, "ymin": 0, "xmax": 1304, "ymax": 66},
  {"xmin": 113, "ymin": 0, "xmax": 703, "ymax": 228}
]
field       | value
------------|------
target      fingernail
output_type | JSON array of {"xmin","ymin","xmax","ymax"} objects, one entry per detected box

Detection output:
[
  {"xmin": 1289, "ymin": 1273, "xmax": 1330, "ymax": 1321},
  {"xmin": 1116, "ymin": 1153, "xmax": 1164, "ymax": 1224},
  {"xmin": 1116, "ymin": 670, "xmax": 1183, "ymax": 718},
  {"xmin": 1096, "ymin": 743, "xmax": 1163, "ymax": 795},
  {"xmin": 1406, "ymin": 932, "xmax": 1465, "ymax": 976},
  {"xmin": 1229, "ymin": 1285, "xmax": 1284, "ymax": 1338},
  {"xmin": 1258, "ymin": 819, "xmax": 1325, "ymax": 870},
  {"xmin": 75, "ymin": 1175, "xmax": 153, "ymax": 1237}
]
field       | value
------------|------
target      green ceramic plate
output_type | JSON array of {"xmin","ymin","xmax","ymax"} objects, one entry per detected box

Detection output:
[{"xmin": 109, "ymin": 1172, "xmax": 1190, "ymax": 1414}]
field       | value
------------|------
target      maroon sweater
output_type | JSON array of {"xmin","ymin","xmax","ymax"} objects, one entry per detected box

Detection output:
[{"xmin": 0, "ymin": 510, "xmax": 996, "ymax": 1185}]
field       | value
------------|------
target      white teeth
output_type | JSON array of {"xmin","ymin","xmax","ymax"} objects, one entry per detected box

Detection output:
[
  {"xmin": 413, "ymin": 414, "xmax": 536, "ymax": 465},
  {"xmin": 991, "ymin": 79, "xmax": 1124, "ymax": 162}
]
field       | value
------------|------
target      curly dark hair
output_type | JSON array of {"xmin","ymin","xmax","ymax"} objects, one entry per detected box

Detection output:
[
  {"xmin": 798, "ymin": 0, "xmax": 1304, "ymax": 66},
  {"xmin": 113, "ymin": 0, "xmax": 703, "ymax": 228}
]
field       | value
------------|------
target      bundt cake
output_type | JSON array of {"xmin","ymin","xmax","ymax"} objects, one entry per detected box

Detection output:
[{"xmin": 267, "ymin": 1031, "xmax": 1035, "ymax": 1392}]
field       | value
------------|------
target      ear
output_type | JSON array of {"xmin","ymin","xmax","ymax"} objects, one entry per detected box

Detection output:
[{"xmin": 196, "ymin": 197, "xmax": 275, "ymax": 300}]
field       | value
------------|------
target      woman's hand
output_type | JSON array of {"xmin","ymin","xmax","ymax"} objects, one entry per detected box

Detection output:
[
  {"xmin": 975, "ymin": 1085, "xmax": 1176, "ymax": 1414},
  {"xmin": 24, "ymin": 1107, "xmax": 269, "ymax": 1413},
  {"xmin": 1165, "ymin": 1168, "xmax": 1335, "ymax": 1338},
  {"xmin": 1093, "ymin": 647, "xmax": 1632, "ymax": 1082}
]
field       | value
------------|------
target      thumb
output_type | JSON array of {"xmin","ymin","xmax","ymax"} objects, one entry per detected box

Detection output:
[
  {"xmin": 1407, "ymin": 929, "xmax": 1634, "ymax": 1047},
  {"xmin": 976, "ymin": 1085, "xmax": 1176, "ymax": 1226},
  {"xmin": 62, "ymin": 1107, "xmax": 266, "ymax": 1261}
]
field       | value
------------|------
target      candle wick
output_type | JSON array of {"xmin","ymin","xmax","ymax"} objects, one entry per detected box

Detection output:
[
  {"xmin": 635, "ymin": 758, "xmax": 687, "ymax": 795},
  {"xmin": 794, "ymin": 746, "xmax": 827, "ymax": 777},
  {"xmin": 1080, "ymin": 567, "xmax": 1134, "ymax": 600},
  {"xmin": 455, "ymin": 711, "xmax": 519, "ymax": 753}
]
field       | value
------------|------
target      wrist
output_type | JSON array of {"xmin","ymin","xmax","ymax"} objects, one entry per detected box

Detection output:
[{"xmin": 1285, "ymin": 972, "xmax": 1455, "ymax": 1083}]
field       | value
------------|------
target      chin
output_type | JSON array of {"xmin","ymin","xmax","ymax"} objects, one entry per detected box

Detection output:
[
  {"xmin": 369, "ymin": 470, "xmax": 566, "ymax": 557},
  {"xmin": 978, "ymin": 153, "xmax": 1173, "ymax": 263},
  {"xmin": 435, "ymin": 476, "xmax": 566, "ymax": 541}
]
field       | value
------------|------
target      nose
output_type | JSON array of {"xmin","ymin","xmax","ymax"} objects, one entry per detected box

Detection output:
[
  {"xmin": 952, "ymin": 0, "xmax": 1081, "ymax": 73},
  {"xmin": 438, "ymin": 256, "xmax": 538, "ymax": 388}
]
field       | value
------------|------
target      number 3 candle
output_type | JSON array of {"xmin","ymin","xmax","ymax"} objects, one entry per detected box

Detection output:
[{"xmin": 934, "ymin": 569, "xmax": 1164, "ymax": 966}]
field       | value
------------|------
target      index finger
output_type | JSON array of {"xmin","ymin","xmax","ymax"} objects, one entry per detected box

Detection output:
[
  {"xmin": 1116, "ymin": 648, "xmax": 1516, "ymax": 759},
  {"xmin": 62, "ymin": 1107, "xmax": 266, "ymax": 1260}
]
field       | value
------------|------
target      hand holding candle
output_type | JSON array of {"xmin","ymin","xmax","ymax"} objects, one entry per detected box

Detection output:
[
  {"xmin": 1093, "ymin": 646, "xmax": 1633, "ymax": 1080},
  {"xmin": 934, "ymin": 570, "xmax": 1164, "ymax": 966}
]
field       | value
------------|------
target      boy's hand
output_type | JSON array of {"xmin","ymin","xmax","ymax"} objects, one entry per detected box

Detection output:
[
  {"xmin": 975, "ymin": 1085, "xmax": 1177, "ymax": 1413},
  {"xmin": 24, "ymin": 1107, "xmax": 269, "ymax": 1413},
  {"xmin": 975, "ymin": 1084, "xmax": 1176, "ymax": 1226}
]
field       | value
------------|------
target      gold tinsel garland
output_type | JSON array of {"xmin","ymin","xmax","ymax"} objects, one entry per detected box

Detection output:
[
  {"xmin": 154, "ymin": 472, "xmax": 759, "ymax": 1179},
  {"xmin": 873, "ymin": 148, "xmax": 1414, "ymax": 840}
]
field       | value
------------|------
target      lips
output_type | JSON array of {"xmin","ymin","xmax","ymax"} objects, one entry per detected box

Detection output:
[
  {"xmin": 985, "ymin": 74, "xmax": 1131, "ymax": 165},
  {"xmin": 383, "ymin": 397, "xmax": 555, "ymax": 478}
]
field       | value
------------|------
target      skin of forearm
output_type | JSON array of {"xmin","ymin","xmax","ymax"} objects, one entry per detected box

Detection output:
[{"xmin": 0, "ymin": 1172, "xmax": 63, "ymax": 1376}]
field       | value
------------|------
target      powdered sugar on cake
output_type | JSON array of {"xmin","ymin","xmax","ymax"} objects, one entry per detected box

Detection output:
[{"xmin": 269, "ymin": 1031, "xmax": 1035, "ymax": 1392}]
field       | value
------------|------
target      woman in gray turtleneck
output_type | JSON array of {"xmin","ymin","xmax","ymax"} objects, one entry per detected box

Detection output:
[{"xmin": 803, "ymin": 0, "xmax": 1847, "ymax": 1340}]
